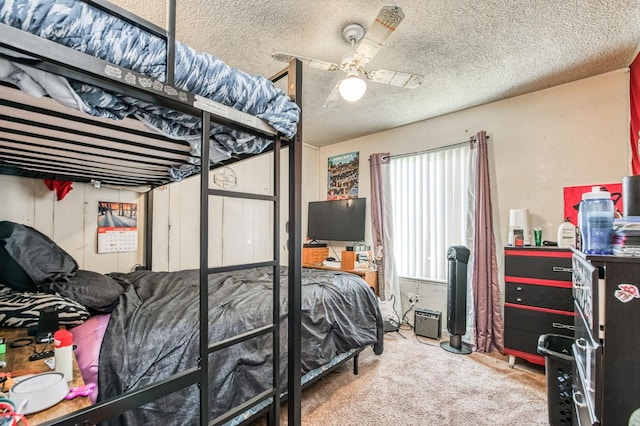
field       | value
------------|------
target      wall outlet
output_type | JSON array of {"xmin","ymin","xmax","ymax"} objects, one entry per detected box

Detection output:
[{"xmin": 408, "ymin": 293, "xmax": 417, "ymax": 304}]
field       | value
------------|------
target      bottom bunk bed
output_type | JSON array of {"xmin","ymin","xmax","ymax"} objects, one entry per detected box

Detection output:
[
  {"xmin": 72, "ymin": 267, "xmax": 384, "ymax": 425},
  {"xmin": 0, "ymin": 222, "xmax": 384, "ymax": 425}
]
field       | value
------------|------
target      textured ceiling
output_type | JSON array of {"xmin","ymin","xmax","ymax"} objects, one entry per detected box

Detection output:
[{"xmin": 111, "ymin": 0, "xmax": 640, "ymax": 147}]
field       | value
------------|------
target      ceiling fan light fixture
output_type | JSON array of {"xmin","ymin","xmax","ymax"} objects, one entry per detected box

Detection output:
[{"xmin": 339, "ymin": 75, "xmax": 367, "ymax": 102}]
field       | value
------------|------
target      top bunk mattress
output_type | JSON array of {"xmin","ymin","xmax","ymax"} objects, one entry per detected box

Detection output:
[{"xmin": 0, "ymin": 0, "xmax": 300, "ymax": 182}]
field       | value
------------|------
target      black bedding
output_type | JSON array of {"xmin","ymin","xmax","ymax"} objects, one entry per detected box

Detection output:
[{"xmin": 99, "ymin": 266, "xmax": 384, "ymax": 424}]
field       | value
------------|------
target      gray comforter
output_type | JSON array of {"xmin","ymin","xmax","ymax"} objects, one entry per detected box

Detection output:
[{"xmin": 100, "ymin": 266, "xmax": 383, "ymax": 425}]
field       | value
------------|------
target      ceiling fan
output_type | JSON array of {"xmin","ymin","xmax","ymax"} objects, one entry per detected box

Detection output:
[{"xmin": 272, "ymin": 5, "xmax": 423, "ymax": 107}]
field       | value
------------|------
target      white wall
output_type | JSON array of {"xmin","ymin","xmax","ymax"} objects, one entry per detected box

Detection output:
[
  {"xmin": 0, "ymin": 176, "xmax": 144, "ymax": 273},
  {"xmin": 0, "ymin": 143, "xmax": 319, "ymax": 275},
  {"xmin": 150, "ymin": 143, "xmax": 320, "ymax": 270},
  {"xmin": 316, "ymin": 69, "xmax": 631, "ymax": 322}
]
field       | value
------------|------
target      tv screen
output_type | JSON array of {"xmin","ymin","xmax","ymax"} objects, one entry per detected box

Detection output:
[{"xmin": 307, "ymin": 198, "xmax": 366, "ymax": 242}]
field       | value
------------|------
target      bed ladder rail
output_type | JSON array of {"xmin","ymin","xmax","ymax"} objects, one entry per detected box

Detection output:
[{"xmin": 197, "ymin": 105, "xmax": 285, "ymax": 425}]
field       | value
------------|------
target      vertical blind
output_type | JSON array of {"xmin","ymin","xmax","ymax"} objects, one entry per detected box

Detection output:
[{"xmin": 389, "ymin": 144, "xmax": 472, "ymax": 281}]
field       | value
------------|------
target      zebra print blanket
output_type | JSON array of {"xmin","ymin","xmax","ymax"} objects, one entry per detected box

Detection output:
[{"xmin": 0, "ymin": 285, "xmax": 89, "ymax": 328}]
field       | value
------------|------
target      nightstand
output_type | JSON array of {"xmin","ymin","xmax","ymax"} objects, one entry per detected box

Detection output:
[{"xmin": 0, "ymin": 327, "xmax": 90, "ymax": 424}]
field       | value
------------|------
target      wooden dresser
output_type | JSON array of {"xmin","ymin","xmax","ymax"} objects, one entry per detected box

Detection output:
[
  {"xmin": 503, "ymin": 247, "xmax": 574, "ymax": 366},
  {"xmin": 0, "ymin": 327, "xmax": 90, "ymax": 424}
]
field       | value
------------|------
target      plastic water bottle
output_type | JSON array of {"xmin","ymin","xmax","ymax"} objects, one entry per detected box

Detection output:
[
  {"xmin": 54, "ymin": 329, "xmax": 73, "ymax": 382},
  {"xmin": 578, "ymin": 186, "xmax": 614, "ymax": 255}
]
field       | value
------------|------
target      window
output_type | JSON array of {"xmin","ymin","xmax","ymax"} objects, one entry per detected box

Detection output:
[{"xmin": 389, "ymin": 143, "xmax": 472, "ymax": 281}]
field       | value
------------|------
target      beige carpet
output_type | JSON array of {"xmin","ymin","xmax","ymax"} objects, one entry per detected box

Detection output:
[{"xmin": 256, "ymin": 327, "xmax": 549, "ymax": 425}]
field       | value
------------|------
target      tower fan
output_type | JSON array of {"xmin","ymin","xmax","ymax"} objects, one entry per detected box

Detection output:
[{"xmin": 440, "ymin": 245, "xmax": 472, "ymax": 355}]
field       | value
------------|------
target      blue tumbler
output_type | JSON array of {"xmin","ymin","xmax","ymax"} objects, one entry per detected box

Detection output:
[{"xmin": 578, "ymin": 186, "xmax": 614, "ymax": 255}]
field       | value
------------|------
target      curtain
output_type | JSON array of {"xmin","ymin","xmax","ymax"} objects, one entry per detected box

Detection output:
[
  {"xmin": 470, "ymin": 131, "xmax": 504, "ymax": 352},
  {"xmin": 369, "ymin": 153, "xmax": 401, "ymax": 317},
  {"xmin": 464, "ymin": 141, "xmax": 477, "ymax": 348},
  {"xmin": 630, "ymin": 53, "xmax": 640, "ymax": 175}
]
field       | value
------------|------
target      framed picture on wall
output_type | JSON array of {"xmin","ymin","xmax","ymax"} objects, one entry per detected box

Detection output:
[{"xmin": 327, "ymin": 151, "xmax": 359, "ymax": 200}]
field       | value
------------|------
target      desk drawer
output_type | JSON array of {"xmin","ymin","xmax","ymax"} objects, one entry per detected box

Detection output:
[
  {"xmin": 505, "ymin": 327, "xmax": 547, "ymax": 356},
  {"xmin": 505, "ymin": 282, "xmax": 573, "ymax": 312},
  {"xmin": 504, "ymin": 305, "xmax": 574, "ymax": 355},
  {"xmin": 504, "ymin": 305, "xmax": 574, "ymax": 334},
  {"xmin": 505, "ymin": 249, "xmax": 573, "ymax": 281}
]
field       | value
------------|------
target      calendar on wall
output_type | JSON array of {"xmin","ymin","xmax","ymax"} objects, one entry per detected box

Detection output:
[{"xmin": 97, "ymin": 201, "xmax": 138, "ymax": 253}]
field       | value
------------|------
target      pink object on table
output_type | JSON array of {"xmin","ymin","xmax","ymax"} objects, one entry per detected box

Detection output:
[
  {"xmin": 65, "ymin": 382, "xmax": 97, "ymax": 400},
  {"xmin": 69, "ymin": 314, "xmax": 111, "ymax": 404}
]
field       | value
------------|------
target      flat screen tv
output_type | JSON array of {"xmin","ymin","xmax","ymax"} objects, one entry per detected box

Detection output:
[{"xmin": 307, "ymin": 198, "xmax": 366, "ymax": 242}]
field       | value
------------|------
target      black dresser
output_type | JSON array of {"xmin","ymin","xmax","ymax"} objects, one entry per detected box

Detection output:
[
  {"xmin": 504, "ymin": 247, "xmax": 574, "ymax": 366},
  {"xmin": 572, "ymin": 252, "xmax": 640, "ymax": 425}
]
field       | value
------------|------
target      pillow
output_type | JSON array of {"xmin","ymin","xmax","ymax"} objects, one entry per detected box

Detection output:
[
  {"xmin": 0, "ymin": 246, "xmax": 37, "ymax": 292},
  {"xmin": 0, "ymin": 221, "xmax": 78, "ymax": 291},
  {"xmin": 0, "ymin": 285, "xmax": 90, "ymax": 328},
  {"xmin": 45, "ymin": 270, "xmax": 125, "ymax": 313},
  {"xmin": 69, "ymin": 313, "xmax": 111, "ymax": 404},
  {"xmin": 0, "ymin": 221, "xmax": 37, "ymax": 292}
]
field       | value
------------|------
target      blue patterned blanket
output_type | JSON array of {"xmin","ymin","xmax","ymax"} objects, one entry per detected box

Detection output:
[{"xmin": 0, "ymin": 0, "xmax": 300, "ymax": 181}]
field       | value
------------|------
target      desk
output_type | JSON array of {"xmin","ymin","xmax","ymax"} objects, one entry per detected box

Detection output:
[
  {"xmin": 0, "ymin": 327, "xmax": 90, "ymax": 425},
  {"xmin": 303, "ymin": 263, "xmax": 379, "ymax": 295}
]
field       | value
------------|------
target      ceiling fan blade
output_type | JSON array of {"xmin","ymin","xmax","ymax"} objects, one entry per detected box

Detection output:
[
  {"xmin": 271, "ymin": 52, "xmax": 340, "ymax": 71},
  {"xmin": 355, "ymin": 5, "xmax": 405, "ymax": 63},
  {"xmin": 322, "ymin": 81, "xmax": 342, "ymax": 108},
  {"xmin": 366, "ymin": 69, "xmax": 423, "ymax": 88}
]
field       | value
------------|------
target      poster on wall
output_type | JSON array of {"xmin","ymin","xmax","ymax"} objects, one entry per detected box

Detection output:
[
  {"xmin": 563, "ymin": 183, "xmax": 623, "ymax": 226},
  {"xmin": 97, "ymin": 201, "xmax": 138, "ymax": 253},
  {"xmin": 327, "ymin": 151, "xmax": 359, "ymax": 200}
]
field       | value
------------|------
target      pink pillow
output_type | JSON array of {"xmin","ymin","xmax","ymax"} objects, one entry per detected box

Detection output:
[{"xmin": 69, "ymin": 314, "xmax": 110, "ymax": 404}]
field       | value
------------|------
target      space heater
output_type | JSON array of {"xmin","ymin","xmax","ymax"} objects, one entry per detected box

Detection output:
[{"xmin": 440, "ymin": 245, "xmax": 472, "ymax": 355}]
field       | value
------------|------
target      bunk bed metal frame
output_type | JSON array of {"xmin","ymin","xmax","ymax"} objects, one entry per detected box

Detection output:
[{"xmin": 0, "ymin": 1, "xmax": 305, "ymax": 425}]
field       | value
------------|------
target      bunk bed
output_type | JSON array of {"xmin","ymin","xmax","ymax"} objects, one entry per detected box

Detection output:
[{"xmin": 0, "ymin": 1, "xmax": 384, "ymax": 425}]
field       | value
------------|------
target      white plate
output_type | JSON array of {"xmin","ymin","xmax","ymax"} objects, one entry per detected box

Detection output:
[{"xmin": 9, "ymin": 372, "xmax": 69, "ymax": 414}]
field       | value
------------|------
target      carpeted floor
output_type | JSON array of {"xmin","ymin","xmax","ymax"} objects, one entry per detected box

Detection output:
[{"xmin": 257, "ymin": 327, "xmax": 549, "ymax": 425}]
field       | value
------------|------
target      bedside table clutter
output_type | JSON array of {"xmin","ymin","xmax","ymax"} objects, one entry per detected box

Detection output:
[
  {"xmin": 302, "ymin": 247, "xmax": 379, "ymax": 295},
  {"xmin": 0, "ymin": 327, "xmax": 90, "ymax": 424}
]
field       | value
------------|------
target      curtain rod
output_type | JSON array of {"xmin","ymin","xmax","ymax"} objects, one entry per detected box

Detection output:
[{"xmin": 382, "ymin": 135, "xmax": 489, "ymax": 161}]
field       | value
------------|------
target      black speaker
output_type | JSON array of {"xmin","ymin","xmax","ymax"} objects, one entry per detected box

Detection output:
[
  {"xmin": 414, "ymin": 308, "xmax": 441, "ymax": 339},
  {"xmin": 440, "ymin": 245, "xmax": 472, "ymax": 355}
]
